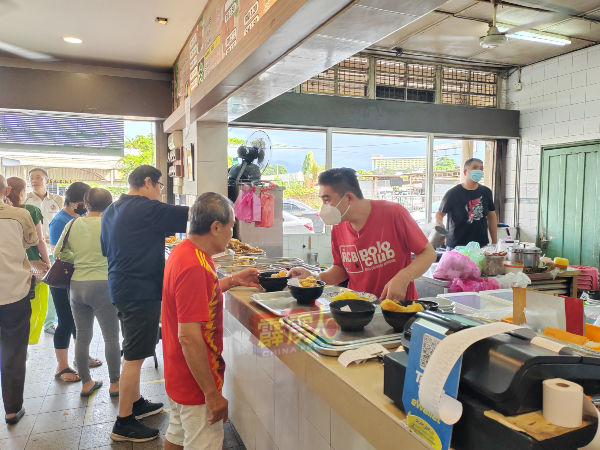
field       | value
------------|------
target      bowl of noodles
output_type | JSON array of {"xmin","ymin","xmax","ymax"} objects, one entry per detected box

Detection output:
[
  {"xmin": 380, "ymin": 300, "xmax": 432, "ymax": 333},
  {"xmin": 288, "ymin": 277, "xmax": 326, "ymax": 304}
]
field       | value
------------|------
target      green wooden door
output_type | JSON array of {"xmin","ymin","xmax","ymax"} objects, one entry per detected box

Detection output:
[{"xmin": 539, "ymin": 142, "xmax": 600, "ymax": 268}]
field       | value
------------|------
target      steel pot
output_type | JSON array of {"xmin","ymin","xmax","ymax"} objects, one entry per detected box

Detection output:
[
  {"xmin": 507, "ymin": 244, "xmax": 542, "ymax": 268},
  {"xmin": 428, "ymin": 226, "xmax": 448, "ymax": 249}
]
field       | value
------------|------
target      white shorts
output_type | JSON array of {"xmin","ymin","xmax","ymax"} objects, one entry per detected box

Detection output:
[{"xmin": 166, "ymin": 398, "xmax": 225, "ymax": 450}]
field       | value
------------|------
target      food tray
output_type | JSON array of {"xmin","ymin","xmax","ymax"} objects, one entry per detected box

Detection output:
[
  {"xmin": 290, "ymin": 309, "xmax": 400, "ymax": 346},
  {"xmin": 321, "ymin": 291, "xmax": 378, "ymax": 303},
  {"xmin": 256, "ymin": 257, "xmax": 304, "ymax": 264},
  {"xmin": 250, "ymin": 286, "xmax": 347, "ymax": 316},
  {"xmin": 217, "ymin": 264, "xmax": 255, "ymax": 275},
  {"xmin": 281, "ymin": 318, "xmax": 401, "ymax": 356}
]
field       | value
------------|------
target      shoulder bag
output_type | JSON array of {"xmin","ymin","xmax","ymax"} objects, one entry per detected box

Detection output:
[{"xmin": 42, "ymin": 218, "xmax": 77, "ymax": 289}]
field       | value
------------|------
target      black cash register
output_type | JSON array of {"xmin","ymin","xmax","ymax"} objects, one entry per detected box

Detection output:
[{"xmin": 384, "ymin": 311, "xmax": 600, "ymax": 449}]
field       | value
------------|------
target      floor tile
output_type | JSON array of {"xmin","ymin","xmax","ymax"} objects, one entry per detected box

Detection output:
[
  {"xmin": 31, "ymin": 407, "xmax": 86, "ymax": 434},
  {"xmin": 79, "ymin": 422, "xmax": 130, "ymax": 449},
  {"xmin": 0, "ymin": 414, "xmax": 37, "ymax": 440},
  {"xmin": 40, "ymin": 393, "xmax": 88, "ymax": 414},
  {"xmin": 139, "ymin": 411, "xmax": 170, "ymax": 436},
  {"xmin": 25, "ymin": 427, "xmax": 82, "ymax": 450},
  {"xmin": 0, "ymin": 435, "xmax": 29, "ymax": 450},
  {"xmin": 0, "ymin": 397, "xmax": 45, "ymax": 417},
  {"xmin": 140, "ymin": 368, "xmax": 164, "ymax": 383},
  {"xmin": 131, "ymin": 434, "xmax": 166, "ymax": 449},
  {"xmin": 22, "ymin": 383, "xmax": 49, "ymax": 399}
]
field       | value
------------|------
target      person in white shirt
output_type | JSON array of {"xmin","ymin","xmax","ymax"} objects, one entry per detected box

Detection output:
[
  {"xmin": 24, "ymin": 168, "xmax": 61, "ymax": 334},
  {"xmin": 0, "ymin": 174, "xmax": 38, "ymax": 425}
]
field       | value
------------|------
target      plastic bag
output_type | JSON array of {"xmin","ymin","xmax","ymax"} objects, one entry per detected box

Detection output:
[
  {"xmin": 455, "ymin": 242, "xmax": 486, "ymax": 272},
  {"xmin": 524, "ymin": 307, "xmax": 560, "ymax": 333},
  {"xmin": 449, "ymin": 277, "xmax": 501, "ymax": 293},
  {"xmin": 433, "ymin": 251, "xmax": 481, "ymax": 280},
  {"xmin": 234, "ymin": 185, "xmax": 262, "ymax": 224},
  {"xmin": 496, "ymin": 272, "xmax": 531, "ymax": 289},
  {"xmin": 255, "ymin": 190, "xmax": 274, "ymax": 228}
]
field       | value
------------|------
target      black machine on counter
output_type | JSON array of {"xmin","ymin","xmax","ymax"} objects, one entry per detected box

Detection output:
[
  {"xmin": 384, "ymin": 312, "xmax": 600, "ymax": 449},
  {"xmin": 385, "ymin": 311, "xmax": 600, "ymax": 415}
]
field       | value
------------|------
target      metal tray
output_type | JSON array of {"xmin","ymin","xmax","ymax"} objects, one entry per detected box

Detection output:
[
  {"xmin": 281, "ymin": 318, "xmax": 401, "ymax": 356},
  {"xmin": 291, "ymin": 309, "xmax": 400, "ymax": 346},
  {"xmin": 250, "ymin": 286, "xmax": 346, "ymax": 316}
]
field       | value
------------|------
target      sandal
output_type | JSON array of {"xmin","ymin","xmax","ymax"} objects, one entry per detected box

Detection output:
[
  {"xmin": 109, "ymin": 391, "xmax": 119, "ymax": 398},
  {"xmin": 81, "ymin": 381, "xmax": 103, "ymax": 397},
  {"xmin": 55, "ymin": 367, "xmax": 80, "ymax": 382},
  {"xmin": 72, "ymin": 357, "xmax": 103, "ymax": 368}
]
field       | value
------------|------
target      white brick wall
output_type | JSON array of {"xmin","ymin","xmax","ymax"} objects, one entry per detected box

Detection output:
[{"xmin": 506, "ymin": 44, "xmax": 600, "ymax": 242}]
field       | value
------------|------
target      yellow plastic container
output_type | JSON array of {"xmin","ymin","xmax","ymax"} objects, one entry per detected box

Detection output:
[{"xmin": 554, "ymin": 257, "xmax": 569, "ymax": 270}]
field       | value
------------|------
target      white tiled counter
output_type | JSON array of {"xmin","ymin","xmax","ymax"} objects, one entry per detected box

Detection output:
[{"xmin": 222, "ymin": 287, "xmax": 429, "ymax": 450}]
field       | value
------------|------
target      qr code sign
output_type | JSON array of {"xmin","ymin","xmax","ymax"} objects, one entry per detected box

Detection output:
[{"xmin": 420, "ymin": 333, "xmax": 441, "ymax": 370}]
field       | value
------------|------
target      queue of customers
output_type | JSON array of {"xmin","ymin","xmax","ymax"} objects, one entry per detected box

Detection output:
[{"xmin": 1, "ymin": 165, "xmax": 261, "ymax": 449}]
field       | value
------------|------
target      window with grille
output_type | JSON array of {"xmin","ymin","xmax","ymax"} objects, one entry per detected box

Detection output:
[
  {"xmin": 301, "ymin": 56, "xmax": 369, "ymax": 98},
  {"xmin": 442, "ymin": 67, "xmax": 497, "ymax": 107},
  {"xmin": 375, "ymin": 60, "xmax": 435, "ymax": 103}
]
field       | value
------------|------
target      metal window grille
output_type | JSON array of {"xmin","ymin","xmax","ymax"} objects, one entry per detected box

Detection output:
[
  {"xmin": 442, "ymin": 67, "xmax": 497, "ymax": 108},
  {"xmin": 375, "ymin": 59, "xmax": 434, "ymax": 103},
  {"xmin": 301, "ymin": 57, "xmax": 368, "ymax": 97}
]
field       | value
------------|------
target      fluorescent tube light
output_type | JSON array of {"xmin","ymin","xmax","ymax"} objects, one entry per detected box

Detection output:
[{"xmin": 496, "ymin": 23, "xmax": 571, "ymax": 46}]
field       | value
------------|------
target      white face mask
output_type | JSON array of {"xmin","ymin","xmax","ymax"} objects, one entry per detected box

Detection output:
[{"xmin": 320, "ymin": 195, "xmax": 350, "ymax": 226}]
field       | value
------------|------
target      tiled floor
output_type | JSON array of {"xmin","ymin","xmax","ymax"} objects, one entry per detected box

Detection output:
[{"xmin": 1, "ymin": 321, "xmax": 246, "ymax": 450}]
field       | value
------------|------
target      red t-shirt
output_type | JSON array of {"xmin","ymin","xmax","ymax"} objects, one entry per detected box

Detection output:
[
  {"xmin": 331, "ymin": 200, "xmax": 429, "ymax": 299},
  {"xmin": 162, "ymin": 239, "xmax": 225, "ymax": 406}
]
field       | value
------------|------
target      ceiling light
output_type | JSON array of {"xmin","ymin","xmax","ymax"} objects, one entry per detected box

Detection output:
[
  {"xmin": 63, "ymin": 37, "xmax": 82, "ymax": 44},
  {"xmin": 155, "ymin": 17, "xmax": 168, "ymax": 25},
  {"xmin": 497, "ymin": 23, "xmax": 571, "ymax": 46}
]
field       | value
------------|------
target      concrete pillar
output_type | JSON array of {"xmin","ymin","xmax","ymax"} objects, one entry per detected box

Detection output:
[
  {"xmin": 154, "ymin": 120, "xmax": 172, "ymax": 204},
  {"xmin": 460, "ymin": 140, "xmax": 474, "ymax": 183},
  {"xmin": 181, "ymin": 121, "xmax": 228, "ymax": 198}
]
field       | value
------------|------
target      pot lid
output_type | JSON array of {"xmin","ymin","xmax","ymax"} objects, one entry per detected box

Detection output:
[{"xmin": 510, "ymin": 247, "xmax": 542, "ymax": 254}]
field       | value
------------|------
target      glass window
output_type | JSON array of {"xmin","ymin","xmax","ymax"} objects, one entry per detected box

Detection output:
[
  {"xmin": 229, "ymin": 127, "xmax": 326, "ymax": 233},
  {"xmin": 332, "ymin": 132, "xmax": 427, "ymax": 221}
]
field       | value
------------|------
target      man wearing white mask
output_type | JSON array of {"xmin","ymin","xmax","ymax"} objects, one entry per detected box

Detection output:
[
  {"xmin": 289, "ymin": 168, "xmax": 436, "ymax": 301},
  {"xmin": 435, "ymin": 158, "xmax": 497, "ymax": 249}
]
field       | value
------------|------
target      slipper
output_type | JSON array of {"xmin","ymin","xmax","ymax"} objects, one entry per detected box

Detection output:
[
  {"xmin": 109, "ymin": 392, "xmax": 119, "ymax": 398},
  {"xmin": 5, "ymin": 407, "xmax": 25, "ymax": 425},
  {"xmin": 73, "ymin": 357, "xmax": 103, "ymax": 368},
  {"xmin": 55, "ymin": 367, "xmax": 80, "ymax": 382},
  {"xmin": 81, "ymin": 381, "xmax": 103, "ymax": 397}
]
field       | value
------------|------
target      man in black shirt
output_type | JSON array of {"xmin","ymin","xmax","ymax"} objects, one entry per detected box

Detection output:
[
  {"xmin": 435, "ymin": 158, "xmax": 497, "ymax": 249},
  {"xmin": 101, "ymin": 165, "xmax": 189, "ymax": 443}
]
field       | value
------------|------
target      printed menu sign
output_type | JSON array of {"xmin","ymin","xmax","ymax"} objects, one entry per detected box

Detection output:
[{"xmin": 173, "ymin": 0, "xmax": 280, "ymax": 110}]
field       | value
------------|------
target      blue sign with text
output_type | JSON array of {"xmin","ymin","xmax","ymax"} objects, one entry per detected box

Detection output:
[{"xmin": 402, "ymin": 321, "xmax": 462, "ymax": 450}]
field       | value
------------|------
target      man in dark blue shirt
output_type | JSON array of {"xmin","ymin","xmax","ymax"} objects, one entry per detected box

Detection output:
[{"xmin": 101, "ymin": 165, "xmax": 189, "ymax": 443}]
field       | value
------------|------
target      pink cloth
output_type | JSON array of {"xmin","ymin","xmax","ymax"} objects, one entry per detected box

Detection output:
[{"xmin": 255, "ymin": 188, "xmax": 274, "ymax": 228}]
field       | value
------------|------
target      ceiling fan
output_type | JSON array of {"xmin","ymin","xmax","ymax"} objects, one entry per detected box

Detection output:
[
  {"xmin": 409, "ymin": 0, "xmax": 568, "ymax": 49},
  {"xmin": 0, "ymin": 0, "xmax": 56, "ymax": 61}
]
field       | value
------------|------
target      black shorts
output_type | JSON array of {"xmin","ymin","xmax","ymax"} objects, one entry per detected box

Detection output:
[{"xmin": 113, "ymin": 299, "xmax": 161, "ymax": 361}]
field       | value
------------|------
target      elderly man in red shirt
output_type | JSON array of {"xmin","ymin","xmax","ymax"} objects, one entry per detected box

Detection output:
[
  {"xmin": 162, "ymin": 192, "xmax": 260, "ymax": 450},
  {"xmin": 290, "ymin": 168, "xmax": 436, "ymax": 301}
]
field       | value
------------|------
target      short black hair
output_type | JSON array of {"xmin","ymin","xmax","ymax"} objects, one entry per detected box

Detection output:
[
  {"xmin": 464, "ymin": 158, "xmax": 483, "ymax": 170},
  {"xmin": 64, "ymin": 182, "xmax": 91, "ymax": 206},
  {"xmin": 128, "ymin": 165, "xmax": 162, "ymax": 189},
  {"xmin": 84, "ymin": 188, "xmax": 113, "ymax": 212},
  {"xmin": 318, "ymin": 168, "xmax": 364, "ymax": 200},
  {"xmin": 29, "ymin": 168, "xmax": 48, "ymax": 178},
  {"xmin": 189, "ymin": 192, "xmax": 233, "ymax": 235}
]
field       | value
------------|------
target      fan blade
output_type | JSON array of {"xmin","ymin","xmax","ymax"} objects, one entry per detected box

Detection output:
[
  {"xmin": 0, "ymin": 41, "xmax": 57, "ymax": 61},
  {"xmin": 409, "ymin": 35, "xmax": 479, "ymax": 43},
  {"xmin": 257, "ymin": 149, "xmax": 265, "ymax": 165},
  {"xmin": 502, "ymin": 13, "xmax": 568, "ymax": 35}
]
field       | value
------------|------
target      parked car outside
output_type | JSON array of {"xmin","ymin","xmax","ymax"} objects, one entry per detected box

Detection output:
[
  {"xmin": 283, "ymin": 211, "xmax": 315, "ymax": 235},
  {"xmin": 283, "ymin": 198, "xmax": 325, "ymax": 233}
]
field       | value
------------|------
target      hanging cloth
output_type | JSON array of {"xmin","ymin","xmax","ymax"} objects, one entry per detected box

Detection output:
[{"xmin": 256, "ymin": 186, "xmax": 274, "ymax": 228}]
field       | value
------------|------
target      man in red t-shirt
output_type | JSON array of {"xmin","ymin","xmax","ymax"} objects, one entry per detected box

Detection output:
[
  {"xmin": 290, "ymin": 168, "xmax": 436, "ymax": 300},
  {"xmin": 162, "ymin": 192, "xmax": 260, "ymax": 450}
]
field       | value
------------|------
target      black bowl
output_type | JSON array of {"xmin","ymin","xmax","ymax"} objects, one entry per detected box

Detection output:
[
  {"xmin": 381, "ymin": 301, "xmax": 432, "ymax": 333},
  {"xmin": 289, "ymin": 281, "xmax": 326, "ymax": 304},
  {"xmin": 418, "ymin": 300, "xmax": 439, "ymax": 312},
  {"xmin": 258, "ymin": 272, "xmax": 289, "ymax": 292},
  {"xmin": 329, "ymin": 300, "xmax": 376, "ymax": 332}
]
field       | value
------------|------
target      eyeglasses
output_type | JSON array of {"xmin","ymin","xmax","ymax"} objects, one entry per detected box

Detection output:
[{"xmin": 157, "ymin": 181, "xmax": 165, "ymax": 192}]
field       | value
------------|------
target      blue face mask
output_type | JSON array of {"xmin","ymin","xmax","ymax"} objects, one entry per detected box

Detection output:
[{"xmin": 469, "ymin": 170, "xmax": 483, "ymax": 182}]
